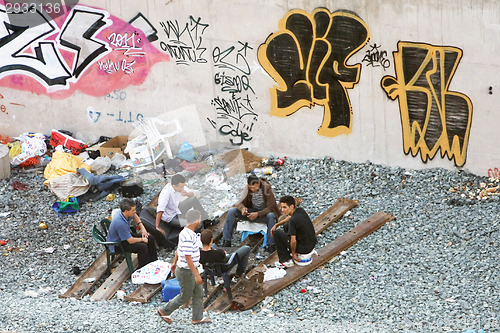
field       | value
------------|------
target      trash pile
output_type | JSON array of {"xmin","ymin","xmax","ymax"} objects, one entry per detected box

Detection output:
[
  {"xmin": 448, "ymin": 177, "xmax": 500, "ymax": 201},
  {"xmin": 0, "ymin": 129, "xmax": 287, "ymax": 218}
]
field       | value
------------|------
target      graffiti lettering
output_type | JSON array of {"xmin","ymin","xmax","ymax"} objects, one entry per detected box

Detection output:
[
  {"xmin": 381, "ymin": 41, "xmax": 473, "ymax": 167},
  {"xmin": 0, "ymin": 7, "xmax": 71, "ymax": 85},
  {"xmin": 210, "ymin": 92, "xmax": 257, "ymax": 146},
  {"xmin": 362, "ymin": 43, "xmax": 390, "ymax": 70},
  {"xmin": 159, "ymin": 15, "xmax": 208, "ymax": 65},
  {"xmin": 0, "ymin": 6, "xmax": 168, "ymax": 98},
  {"xmin": 97, "ymin": 59, "xmax": 135, "ymax": 75},
  {"xmin": 107, "ymin": 31, "xmax": 145, "ymax": 57},
  {"xmin": 212, "ymin": 42, "xmax": 252, "ymax": 75},
  {"xmin": 488, "ymin": 168, "xmax": 499, "ymax": 179},
  {"xmin": 219, "ymin": 122, "xmax": 252, "ymax": 146},
  {"xmin": 258, "ymin": 8, "xmax": 370, "ymax": 137},
  {"xmin": 59, "ymin": 9, "xmax": 110, "ymax": 78},
  {"xmin": 129, "ymin": 13, "xmax": 158, "ymax": 43},
  {"xmin": 0, "ymin": 6, "xmax": 111, "ymax": 86},
  {"xmin": 214, "ymin": 72, "xmax": 254, "ymax": 94},
  {"xmin": 211, "ymin": 94, "xmax": 257, "ymax": 123},
  {"xmin": 210, "ymin": 39, "xmax": 257, "ymax": 146}
]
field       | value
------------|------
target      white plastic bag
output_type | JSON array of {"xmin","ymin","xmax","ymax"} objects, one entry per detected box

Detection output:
[
  {"xmin": 91, "ymin": 156, "xmax": 111, "ymax": 175},
  {"xmin": 110, "ymin": 153, "xmax": 127, "ymax": 169},
  {"xmin": 131, "ymin": 260, "xmax": 172, "ymax": 284}
]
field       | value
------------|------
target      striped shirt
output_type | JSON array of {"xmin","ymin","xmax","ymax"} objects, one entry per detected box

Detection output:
[
  {"xmin": 176, "ymin": 227, "xmax": 201, "ymax": 269},
  {"xmin": 251, "ymin": 188, "xmax": 265, "ymax": 210}
]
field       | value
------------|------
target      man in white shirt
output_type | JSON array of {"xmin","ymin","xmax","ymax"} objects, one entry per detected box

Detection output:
[
  {"xmin": 157, "ymin": 210, "xmax": 211, "ymax": 325},
  {"xmin": 154, "ymin": 174, "xmax": 212, "ymax": 247}
]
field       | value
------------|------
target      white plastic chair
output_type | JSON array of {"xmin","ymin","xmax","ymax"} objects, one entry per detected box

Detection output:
[{"xmin": 126, "ymin": 118, "xmax": 182, "ymax": 168}]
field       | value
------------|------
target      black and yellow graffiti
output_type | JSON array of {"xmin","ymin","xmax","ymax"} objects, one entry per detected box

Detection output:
[
  {"xmin": 381, "ymin": 41, "xmax": 473, "ymax": 167},
  {"xmin": 258, "ymin": 8, "xmax": 369, "ymax": 137}
]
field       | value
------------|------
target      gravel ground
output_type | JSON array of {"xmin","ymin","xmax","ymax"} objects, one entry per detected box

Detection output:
[{"xmin": 0, "ymin": 157, "xmax": 498, "ymax": 333}]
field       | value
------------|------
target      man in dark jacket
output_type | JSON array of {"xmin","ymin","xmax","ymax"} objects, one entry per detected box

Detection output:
[{"xmin": 222, "ymin": 174, "xmax": 280, "ymax": 250}]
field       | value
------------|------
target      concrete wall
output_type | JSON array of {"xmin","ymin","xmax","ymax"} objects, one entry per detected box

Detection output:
[{"xmin": 0, "ymin": 0, "xmax": 498, "ymax": 177}]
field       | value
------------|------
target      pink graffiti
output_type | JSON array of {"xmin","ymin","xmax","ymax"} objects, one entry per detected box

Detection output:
[{"xmin": 0, "ymin": 4, "xmax": 169, "ymax": 99}]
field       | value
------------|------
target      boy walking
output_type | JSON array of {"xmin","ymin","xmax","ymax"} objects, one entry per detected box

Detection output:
[{"xmin": 157, "ymin": 210, "xmax": 211, "ymax": 325}]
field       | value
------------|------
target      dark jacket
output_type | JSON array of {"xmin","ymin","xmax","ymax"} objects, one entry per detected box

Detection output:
[{"xmin": 235, "ymin": 178, "xmax": 281, "ymax": 220}]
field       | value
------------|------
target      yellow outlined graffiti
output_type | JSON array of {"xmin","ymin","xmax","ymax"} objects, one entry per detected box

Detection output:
[
  {"xmin": 258, "ymin": 8, "xmax": 370, "ymax": 137},
  {"xmin": 382, "ymin": 41, "xmax": 473, "ymax": 167}
]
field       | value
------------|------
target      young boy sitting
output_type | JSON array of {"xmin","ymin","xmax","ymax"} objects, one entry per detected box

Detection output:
[{"xmin": 200, "ymin": 229, "xmax": 250, "ymax": 281}]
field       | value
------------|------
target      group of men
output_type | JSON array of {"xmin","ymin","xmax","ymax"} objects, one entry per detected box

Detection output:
[{"xmin": 106, "ymin": 173, "xmax": 317, "ymax": 325}]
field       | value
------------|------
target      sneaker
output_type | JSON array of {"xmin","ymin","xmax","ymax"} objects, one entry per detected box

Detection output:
[
  {"xmin": 275, "ymin": 260, "xmax": 294, "ymax": 268},
  {"xmin": 202, "ymin": 218, "xmax": 220, "ymax": 228}
]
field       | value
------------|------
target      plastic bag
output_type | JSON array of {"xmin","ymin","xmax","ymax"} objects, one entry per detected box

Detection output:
[
  {"xmin": 91, "ymin": 156, "xmax": 111, "ymax": 175},
  {"xmin": 110, "ymin": 153, "xmax": 127, "ymax": 169},
  {"xmin": 131, "ymin": 260, "xmax": 172, "ymax": 284},
  {"xmin": 10, "ymin": 132, "xmax": 47, "ymax": 166},
  {"xmin": 176, "ymin": 141, "xmax": 195, "ymax": 161},
  {"xmin": 51, "ymin": 197, "xmax": 80, "ymax": 216}
]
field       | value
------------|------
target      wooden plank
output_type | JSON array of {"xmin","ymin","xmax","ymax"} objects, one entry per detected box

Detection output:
[
  {"xmin": 205, "ymin": 198, "xmax": 358, "ymax": 312},
  {"xmin": 59, "ymin": 251, "xmax": 119, "ymax": 300},
  {"xmin": 231, "ymin": 211, "xmax": 395, "ymax": 311},
  {"xmin": 124, "ymin": 283, "xmax": 162, "ymax": 303},
  {"xmin": 90, "ymin": 254, "xmax": 138, "ymax": 301}
]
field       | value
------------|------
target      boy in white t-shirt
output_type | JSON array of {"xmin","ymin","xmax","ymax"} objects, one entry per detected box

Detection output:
[{"xmin": 157, "ymin": 210, "xmax": 211, "ymax": 325}]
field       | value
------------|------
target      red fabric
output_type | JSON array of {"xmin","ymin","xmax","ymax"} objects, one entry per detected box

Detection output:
[
  {"xmin": 18, "ymin": 156, "xmax": 40, "ymax": 168},
  {"xmin": 50, "ymin": 130, "xmax": 88, "ymax": 155}
]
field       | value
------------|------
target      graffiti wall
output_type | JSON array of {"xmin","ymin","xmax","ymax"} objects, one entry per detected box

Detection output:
[{"xmin": 0, "ymin": 0, "xmax": 498, "ymax": 177}]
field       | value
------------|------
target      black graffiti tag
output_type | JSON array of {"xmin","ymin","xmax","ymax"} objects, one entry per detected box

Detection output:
[
  {"xmin": 159, "ymin": 15, "xmax": 209, "ymax": 65},
  {"xmin": 258, "ymin": 9, "xmax": 369, "ymax": 137},
  {"xmin": 362, "ymin": 43, "xmax": 390, "ymax": 70},
  {"xmin": 211, "ymin": 93, "xmax": 257, "ymax": 146},
  {"xmin": 212, "ymin": 40, "xmax": 252, "ymax": 75}
]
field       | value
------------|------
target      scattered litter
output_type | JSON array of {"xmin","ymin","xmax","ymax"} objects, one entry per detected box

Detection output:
[
  {"xmin": 39, "ymin": 222, "xmax": 48, "ymax": 229},
  {"xmin": 0, "ymin": 212, "xmax": 11, "ymax": 217},
  {"xmin": 344, "ymin": 210, "xmax": 351, "ymax": 217},
  {"xmin": 24, "ymin": 290, "xmax": 38, "ymax": 298},
  {"xmin": 116, "ymin": 290, "xmax": 126, "ymax": 300},
  {"xmin": 252, "ymin": 167, "xmax": 274, "ymax": 177},
  {"xmin": 262, "ymin": 296, "xmax": 274, "ymax": 307},
  {"xmin": 63, "ymin": 244, "xmax": 71, "ymax": 250},
  {"xmin": 11, "ymin": 181, "xmax": 28, "ymax": 191},
  {"xmin": 83, "ymin": 277, "xmax": 96, "ymax": 283},
  {"xmin": 0, "ymin": 239, "xmax": 7, "ymax": 246},
  {"xmin": 44, "ymin": 247, "xmax": 55, "ymax": 254},
  {"xmin": 38, "ymin": 286, "xmax": 52, "ymax": 295},
  {"xmin": 105, "ymin": 193, "xmax": 116, "ymax": 201},
  {"xmin": 300, "ymin": 288, "xmax": 307, "ymax": 293},
  {"xmin": 215, "ymin": 182, "xmax": 232, "ymax": 191},
  {"xmin": 205, "ymin": 172, "xmax": 225, "ymax": 187},
  {"xmin": 263, "ymin": 267, "xmax": 287, "ymax": 282},
  {"xmin": 72, "ymin": 266, "xmax": 81, "ymax": 275}
]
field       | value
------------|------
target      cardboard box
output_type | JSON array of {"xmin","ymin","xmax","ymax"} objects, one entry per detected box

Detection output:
[{"xmin": 91, "ymin": 136, "xmax": 129, "ymax": 158}]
